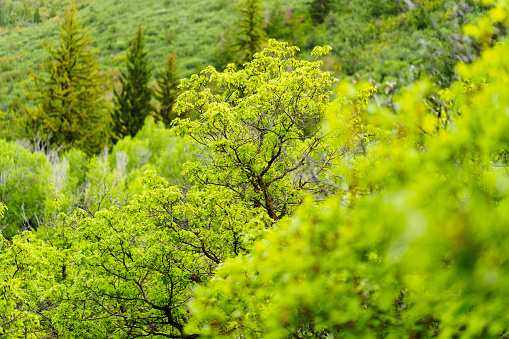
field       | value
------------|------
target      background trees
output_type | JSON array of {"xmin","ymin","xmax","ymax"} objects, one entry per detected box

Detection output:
[
  {"xmin": 112, "ymin": 24, "xmax": 153, "ymax": 141},
  {"xmin": 155, "ymin": 52, "xmax": 181, "ymax": 127},
  {"xmin": 0, "ymin": 140, "xmax": 47, "ymax": 238},
  {"xmin": 234, "ymin": 0, "xmax": 267, "ymax": 63},
  {"xmin": 309, "ymin": 0, "xmax": 334, "ymax": 24},
  {"xmin": 23, "ymin": 4, "xmax": 109, "ymax": 155}
]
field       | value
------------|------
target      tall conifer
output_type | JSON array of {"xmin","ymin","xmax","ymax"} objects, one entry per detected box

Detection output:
[
  {"xmin": 24, "ymin": 3, "xmax": 109, "ymax": 155},
  {"xmin": 154, "ymin": 52, "xmax": 180, "ymax": 127},
  {"xmin": 309, "ymin": 0, "xmax": 333, "ymax": 24},
  {"xmin": 234, "ymin": 0, "xmax": 266, "ymax": 63},
  {"xmin": 33, "ymin": 7, "xmax": 41, "ymax": 24},
  {"xmin": 112, "ymin": 24, "xmax": 153, "ymax": 141}
]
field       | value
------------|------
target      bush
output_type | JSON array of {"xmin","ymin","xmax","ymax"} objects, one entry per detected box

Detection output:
[{"xmin": 0, "ymin": 140, "xmax": 48, "ymax": 238}]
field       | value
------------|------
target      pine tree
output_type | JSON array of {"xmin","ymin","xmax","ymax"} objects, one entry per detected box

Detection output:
[
  {"xmin": 154, "ymin": 52, "xmax": 180, "ymax": 127},
  {"xmin": 112, "ymin": 24, "xmax": 153, "ymax": 141},
  {"xmin": 33, "ymin": 7, "xmax": 41, "ymax": 24},
  {"xmin": 266, "ymin": 0, "xmax": 292, "ymax": 42},
  {"xmin": 234, "ymin": 0, "xmax": 267, "ymax": 63},
  {"xmin": 309, "ymin": 0, "xmax": 333, "ymax": 24},
  {"xmin": 24, "ymin": 3, "xmax": 109, "ymax": 155}
]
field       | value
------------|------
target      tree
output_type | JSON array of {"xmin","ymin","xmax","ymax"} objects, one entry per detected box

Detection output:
[
  {"xmin": 112, "ymin": 24, "xmax": 153, "ymax": 141},
  {"xmin": 266, "ymin": 0, "xmax": 291, "ymax": 41},
  {"xmin": 174, "ymin": 40, "xmax": 336, "ymax": 221},
  {"xmin": 33, "ymin": 6, "xmax": 41, "ymax": 24},
  {"xmin": 154, "ymin": 52, "xmax": 180, "ymax": 127},
  {"xmin": 309, "ymin": 0, "xmax": 334, "ymax": 24},
  {"xmin": 23, "ymin": 4, "xmax": 109, "ymax": 155},
  {"xmin": 234, "ymin": 0, "xmax": 267, "ymax": 63},
  {"xmin": 0, "ymin": 40, "xmax": 337, "ymax": 338}
]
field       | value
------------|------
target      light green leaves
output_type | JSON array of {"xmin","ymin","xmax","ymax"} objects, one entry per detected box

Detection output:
[{"xmin": 174, "ymin": 40, "xmax": 337, "ymax": 221}]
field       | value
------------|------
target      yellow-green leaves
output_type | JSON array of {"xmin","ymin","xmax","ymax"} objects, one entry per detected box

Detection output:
[
  {"xmin": 173, "ymin": 40, "xmax": 336, "ymax": 220},
  {"xmin": 0, "ymin": 203, "xmax": 5, "ymax": 220},
  {"xmin": 187, "ymin": 12, "xmax": 509, "ymax": 339}
]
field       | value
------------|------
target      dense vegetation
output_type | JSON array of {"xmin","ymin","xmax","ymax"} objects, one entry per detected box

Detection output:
[
  {"xmin": 0, "ymin": 0, "xmax": 485, "ymax": 111},
  {"xmin": 1, "ymin": 0, "xmax": 509, "ymax": 338}
]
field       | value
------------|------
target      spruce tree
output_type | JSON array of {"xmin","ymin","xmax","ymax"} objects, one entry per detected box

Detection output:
[
  {"xmin": 154, "ymin": 52, "xmax": 180, "ymax": 127},
  {"xmin": 309, "ymin": 0, "xmax": 333, "ymax": 24},
  {"xmin": 24, "ymin": 4, "xmax": 109, "ymax": 155},
  {"xmin": 112, "ymin": 24, "xmax": 153, "ymax": 141},
  {"xmin": 33, "ymin": 7, "xmax": 41, "ymax": 24},
  {"xmin": 234, "ymin": 0, "xmax": 266, "ymax": 63}
]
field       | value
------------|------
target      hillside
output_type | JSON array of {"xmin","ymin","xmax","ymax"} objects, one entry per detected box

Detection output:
[
  {"xmin": 0, "ymin": 0, "xmax": 485, "ymax": 111},
  {"xmin": 0, "ymin": 0, "xmax": 306, "ymax": 110}
]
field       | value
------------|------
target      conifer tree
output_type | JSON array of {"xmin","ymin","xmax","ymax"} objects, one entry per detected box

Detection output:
[
  {"xmin": 234, "ymin": 0, "xmax": 266, "ymax": 63},
  {"xmin": 112, "ymin": 24, "xmax": 153, "ymax": 141},
  {"xmin": 24, "ymin": 3, "xmax": 109, "ymax": 155},
  {"xmin": 33, "ymin": 6, "xmax": 41, "ymax": 24},
  {"xmin": 309, "ymin": 0, "xmax": 333, "ymax": 24},
  {"xmin": 154, "ymin": 52, "xmax": 180, "ymax": 127}
]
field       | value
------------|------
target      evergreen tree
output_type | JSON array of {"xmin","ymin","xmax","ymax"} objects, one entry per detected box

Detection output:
[
  {"xmin": 24, "ymin": 4, "xmax": 109, "ymax": 155},
  {"xmin": 266, "ymin": 0, "xmax": 288, "ymax": 40},
  {"xmin": 112, "ymin": 24, "xmax": 153, "ymax": 141},
  {"xmin": 0, "ymin": 6, "xmax": 4, "ymax": 27},
  {"xmin": 309, "ymin": 0, "xmax": 333, "ymax": 24},
  {"xmin": 154, "ymin": 52, "xmax": 180, "ymax": 127},
  {"xmin": 33, "ymin": 7, "xmax": 41, "ymax": 24},
  {"xmin": 234, "ymin": 0, "xmax": 266, "ymax": 63}
]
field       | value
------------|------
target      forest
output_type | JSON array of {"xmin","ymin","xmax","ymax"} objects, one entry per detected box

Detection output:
[{"xmin": 0, "ymin": 0, "xmax": 508, "ymax": 337}]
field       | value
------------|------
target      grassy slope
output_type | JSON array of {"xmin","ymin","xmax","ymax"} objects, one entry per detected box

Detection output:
[
  {"xmin": 0, "ymin": 0, "xmax": 485, "ymax": 111},
  {"xmin": 0, "ymin": 0, "xmax": 306, "ymax": 109},
  {"xmin": 0, "ymin": 0, "xmax": 230, "ymax": 109}
]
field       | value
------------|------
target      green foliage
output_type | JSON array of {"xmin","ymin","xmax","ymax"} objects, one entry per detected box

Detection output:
[
  {"xmin": 174, "ymin": 40, "xmax": 335, "ymax": 220},
  {"xmin": 0, "ymin": 4, "xmax": 506, "ymax": 337},
  {"xmin": 110, "ymin": 117, "xmax": 195, "ymax": 192},
  {"xmin": 23, "ymin": 4, "xmax": 110, "ymax": 155},
  {"xmin": 308, "ymin": 0, "xmax": 334, "ymax": 24},
  {"xmin": 33, "ymin": 6, "xmax": 41, "ymax": 24},
  {"xmin": 154, "ymin": 52, "xmax": 181, "ymax": 127},
  {"xmin": 0, "ymin": 140, "xmax": 48, "ymax": 238},
  {"xmin": 187, "ymin": 4, "xmax": 509, "ymax": 338},
  {"xmin": 234, "ymin": 0, "xmax": 267, "ymax": 63},
  {"xmin": 0, "ymin": 232, "xmax": 59, "ymax": 337},
  {"xmin": 0, "ymin": 39, "xmax": 336, "ymax": 338},
  {"xmin": 112, "ymin": 24, "xmax": 153, "ymax": 141},
  {"xmin": 0, "ymin": 0, "xmax": 488, "ymax": 116}
]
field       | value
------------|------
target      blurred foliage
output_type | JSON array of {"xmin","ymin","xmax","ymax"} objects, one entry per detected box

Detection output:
[{"xmin": 187, "ymin": 2, "xmax": 509, "ymax": 338}]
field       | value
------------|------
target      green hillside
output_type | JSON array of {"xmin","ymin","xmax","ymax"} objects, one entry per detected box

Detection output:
[
  {"xmin": 0, "ymin": 0, "xmax": 485, "ymax": 111},
  {"xmin": 0, "ymin": 0, "xmax": 305, "ymax": 110}
]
